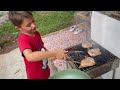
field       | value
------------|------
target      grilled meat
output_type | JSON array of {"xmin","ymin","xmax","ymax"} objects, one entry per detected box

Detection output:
[
  {"xmin": 88, "ymin": 48, "xmax": 101, "ymax": 57},
  {"xmin": 81, "ymin": 41, "xmax": 92, "ymax": 48},
  {"xmin": 79, "ymin": 57, "xmax": 96, "ymax": 68}
]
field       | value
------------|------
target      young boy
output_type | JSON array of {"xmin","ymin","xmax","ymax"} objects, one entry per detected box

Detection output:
[{"xmin": 8, "ymin": 11, "xmax": 67, "ymax": 79}]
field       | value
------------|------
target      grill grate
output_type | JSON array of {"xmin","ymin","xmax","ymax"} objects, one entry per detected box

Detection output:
[{"xmin": 66, "ymin": 40, "xmax": 119, "ymax": 72}]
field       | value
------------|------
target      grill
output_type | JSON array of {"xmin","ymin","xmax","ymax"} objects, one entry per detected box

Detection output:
[{"xmin": 65, "ymin": 40, "xmax": 120, "ymax": 79}]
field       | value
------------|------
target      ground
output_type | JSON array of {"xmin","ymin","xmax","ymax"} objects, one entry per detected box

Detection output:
[
  {"xmin": 0, "ymin": 32, "xmax": 18, "ymax": 54},
  {"xmin": 0, "ymin": 11, "xmax": 18, "ymax": 54}
]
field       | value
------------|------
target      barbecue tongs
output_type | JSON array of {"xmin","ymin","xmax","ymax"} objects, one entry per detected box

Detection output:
[
  {"xmin": 65, "ymin": 51, "xmax": 84, "ymax": 54},
  {"xmin": 65, "ymin": 51, "xmax": 85, "ymax": 62}
]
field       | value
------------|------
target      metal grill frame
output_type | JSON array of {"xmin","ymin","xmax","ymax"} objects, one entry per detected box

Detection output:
[{"xmin": 65, "ymin": 40, "xmax": 120, "ymax": 79}]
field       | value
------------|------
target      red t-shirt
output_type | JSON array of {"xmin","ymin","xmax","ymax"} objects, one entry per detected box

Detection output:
[{"xmin": 18, "ymin": 31, "xmax": 50, "ymax": 79}]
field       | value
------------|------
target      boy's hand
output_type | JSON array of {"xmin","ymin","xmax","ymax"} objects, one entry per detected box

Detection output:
[
  {"xmin": 49, "ymin": 57, "xmax": 56, "ymax": 61},
  {"xmin": 55, "ymin": 50, "xmax": 68, "ymax": 60}
]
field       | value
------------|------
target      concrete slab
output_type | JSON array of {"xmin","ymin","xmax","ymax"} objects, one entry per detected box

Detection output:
[
  {"xmin": 0, "ymin": 48, "xmax": 23, "ymax": 67},
  {"xmin": 0, "ymin": 48, "xmax": 26, "ymax": 79}
]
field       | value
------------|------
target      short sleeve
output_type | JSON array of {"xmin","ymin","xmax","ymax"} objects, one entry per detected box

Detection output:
[
  {"xmin": 35, "ymin": 31, "xmax": 44, "ymax": 45},
  {"xmin": 18, "ymin": 36, "xmax": 32, "ymax": 57}
]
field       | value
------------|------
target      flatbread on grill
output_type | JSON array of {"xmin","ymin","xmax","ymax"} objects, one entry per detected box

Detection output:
[
  {"xmin": 79, "ymin": 57, "xmax": 96, "ymax": 68},
  {"xmin": 81, "ymin": 41, "xmax": 92, "ymax": 48},
  {"xmin": 88, "ymin": 48, "xmax": 101, "ymax": 57}
]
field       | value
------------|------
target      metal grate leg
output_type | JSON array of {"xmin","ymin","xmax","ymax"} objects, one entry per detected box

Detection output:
[{"xmin": 112, "ymin": 69, "xmax": 116, "ymax": 79}]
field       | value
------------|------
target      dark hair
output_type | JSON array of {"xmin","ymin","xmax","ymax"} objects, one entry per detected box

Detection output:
[{"xmin": 8, "ymin": 11, "xmax": 33, "ymax": 27}]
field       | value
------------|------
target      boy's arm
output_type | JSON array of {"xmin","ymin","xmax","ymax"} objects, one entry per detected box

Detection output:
[
  {"xmin": 43, "ymin": 47, "xmax": 56, "ymax": 60},
  {"xmin": 23, "ymin": 49, "xmax": 67, "ymax": 62}
]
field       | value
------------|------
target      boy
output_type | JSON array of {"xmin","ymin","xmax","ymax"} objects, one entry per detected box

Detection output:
[{"xmin": 8, "ymin": 11, "xmax": 67, "ymax": 79}]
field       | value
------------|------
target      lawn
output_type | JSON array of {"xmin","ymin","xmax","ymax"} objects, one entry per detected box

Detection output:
[{"xmin": 0, "ymin": 11, "xmax": 75, "ymax": 37}]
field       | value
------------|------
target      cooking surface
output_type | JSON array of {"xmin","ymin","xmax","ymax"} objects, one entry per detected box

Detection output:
[{"xmin": 66, "ymin": 40, "xmax": 118, "ymax": 66}]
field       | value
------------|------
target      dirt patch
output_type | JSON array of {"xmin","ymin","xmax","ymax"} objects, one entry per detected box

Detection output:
[
  {"xmin": 0, "ymin": 11, "xmax": 17, "ymax": 55},
  {"xmin": 0, "ymin": 32, "xmax": 18, "ymax": 54}
]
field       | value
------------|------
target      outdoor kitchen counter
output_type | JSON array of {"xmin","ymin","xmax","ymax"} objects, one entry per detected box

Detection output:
[{"xmin": 42, "ymin": 26, "xmax": 88, "ymax": 51}]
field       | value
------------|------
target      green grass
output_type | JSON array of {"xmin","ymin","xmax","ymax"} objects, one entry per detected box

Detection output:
[
  {"xmin": 0, "ymin": 22, "xmax": 17, "ymax": 36},
  {"xmin": 0, "ymin": 11, "xmax": 75, "ymax": 37},
  {"xmin": 33, "ymin": 11, "xmax": 75, "ymax": 35}
]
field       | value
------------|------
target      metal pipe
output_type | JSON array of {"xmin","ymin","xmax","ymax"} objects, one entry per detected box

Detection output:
[{"xmin": 112, "ymin": 69, "xmax": 116, "ymax": 79}]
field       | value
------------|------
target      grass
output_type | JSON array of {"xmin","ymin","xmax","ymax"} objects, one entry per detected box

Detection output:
[
  {"xmin": 0, "ymin": 22, "xmax": 17, "ymax": 36},
  {"xmin": 0, "ymin": 11, "xmax": 75, "ymax": 37},
  {"xmin": 33, "ymin": 11, "xmax": 75, "ymax": 35}
]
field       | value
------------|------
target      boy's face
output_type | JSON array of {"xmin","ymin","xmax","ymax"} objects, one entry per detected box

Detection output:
[{"xmin": 17, "ymin": 18, "xmax": 36, "ymax": 35}]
